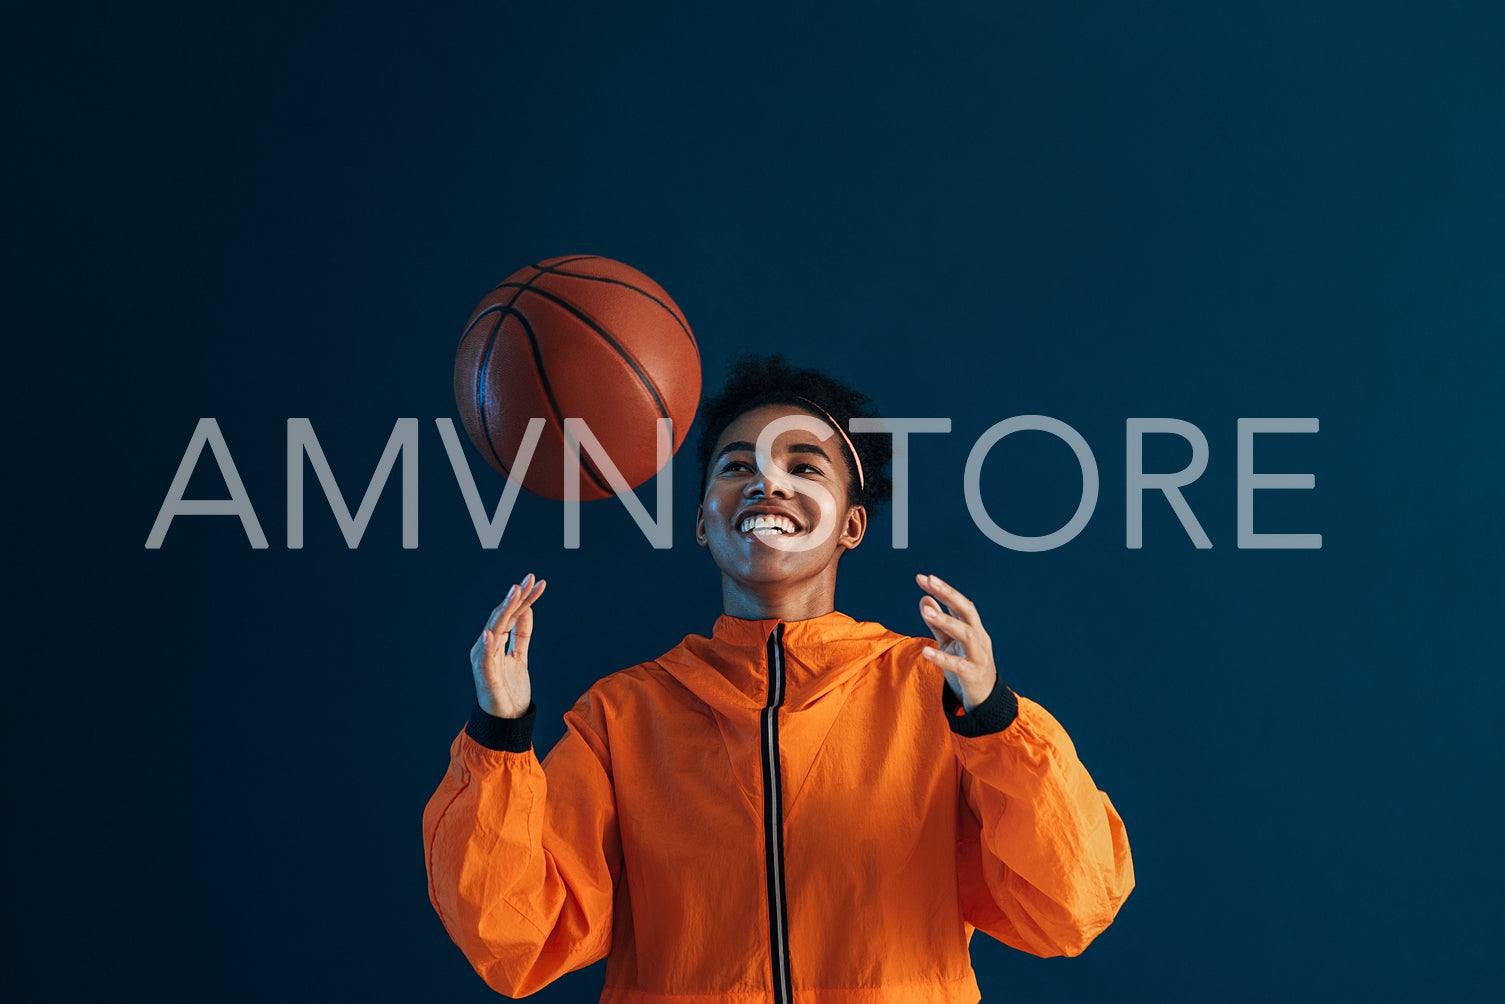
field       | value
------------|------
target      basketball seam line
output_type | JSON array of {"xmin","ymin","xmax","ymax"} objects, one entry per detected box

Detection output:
[
  {"xmin": 471, "ymin": 310, "xmax": 511, "ymax": 476},
  {"xmin": 492, "ymin": 280, "xmax": 678, "ymax": 434},
  {"xmin": 529, "ymin": 261, "xmax": 698, "ymax": 353},
  {"xmin": 489, "ymin": 255, "xmax": 597, "ymax": 288},
  {"xmin": 470, "ymin": 265, "xmax": 614, "ymax": 496},
  {"xmin": 478, "ymin": 300, "xmax": 617, "ymax": 498},
  {"xmin": 509, "ymin": 303, "xmax": 617, "ymax": 498}
]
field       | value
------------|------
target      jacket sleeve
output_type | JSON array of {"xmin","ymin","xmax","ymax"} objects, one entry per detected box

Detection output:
[
  {"xmin": 946, "ymin": 682, "xmax": 1135, "ymax": 957},
  {"xmin": 422, "ymin": 689, "xmax": 622, "ymax": 997}
]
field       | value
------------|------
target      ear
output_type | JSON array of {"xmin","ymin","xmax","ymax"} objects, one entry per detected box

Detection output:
[
  {"xmin": 839, "ymin": 505, "xmax": 868, "ymax": 551},
  {"xmin": 695, "ymin": 504, "xmax": 708, "ymax": 547}
]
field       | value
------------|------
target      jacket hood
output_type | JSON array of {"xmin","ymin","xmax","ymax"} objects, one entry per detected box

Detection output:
[{"xmin": 653, "ymin": 610, "xmax": 909, "ymax": 716}]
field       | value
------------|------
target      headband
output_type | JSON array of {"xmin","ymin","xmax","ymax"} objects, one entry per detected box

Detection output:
[{"xmin": 795, "ymin": 396, "xmax": 865, "ymax": 492}]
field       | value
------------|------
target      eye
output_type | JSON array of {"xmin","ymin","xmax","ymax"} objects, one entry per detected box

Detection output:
[
  {"xmin": 793, "ymin": 463, "xmax": 823, "ymax": 475},
  {"xmin": 720, "ymin": 459, "xmax": 752, "ymax": 473}
]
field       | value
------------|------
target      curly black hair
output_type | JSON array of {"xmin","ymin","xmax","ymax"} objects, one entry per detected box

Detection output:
[{"xmin": 695, "ymin": 354, "xmax": 893, "ymax": 513}]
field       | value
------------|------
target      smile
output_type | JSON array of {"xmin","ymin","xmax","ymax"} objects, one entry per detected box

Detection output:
[{"xmin": 739, "ymin": 513, "xmax": 800, "ymax": 536}]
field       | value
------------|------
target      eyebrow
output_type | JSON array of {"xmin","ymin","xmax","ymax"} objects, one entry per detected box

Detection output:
[{"xmin": 714, "ymin": 441, "xmax": 834, "ymax": 465}]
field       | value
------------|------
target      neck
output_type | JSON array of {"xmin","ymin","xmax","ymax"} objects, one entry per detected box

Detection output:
[{"xmin": 721, "ymin": 573, "xmax": 838, "ymax": 622}]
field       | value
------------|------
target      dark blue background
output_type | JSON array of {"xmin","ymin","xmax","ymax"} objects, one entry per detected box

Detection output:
[{"xmin": 11, "ymin": 1, "xmax": 1501, "ymax": 1000}]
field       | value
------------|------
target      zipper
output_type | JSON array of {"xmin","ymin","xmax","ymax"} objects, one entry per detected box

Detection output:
[{"xmin": 761, "ymin": 622, "xmax": 794, "ymax": 1004}]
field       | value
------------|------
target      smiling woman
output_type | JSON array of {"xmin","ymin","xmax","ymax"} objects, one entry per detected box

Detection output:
[
  {"xmin": 692, "ymin": 357, "xmax": 891, "ymax": 620},
  {"xmin": 422, "ymin": 355, "xmax": 1135, "ymax": 1004}
]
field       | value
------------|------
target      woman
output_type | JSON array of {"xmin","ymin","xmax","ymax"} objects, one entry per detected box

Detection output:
[{"xmin": 423, "ymin": 356, "xmax": 1134, "ymax": 1003}]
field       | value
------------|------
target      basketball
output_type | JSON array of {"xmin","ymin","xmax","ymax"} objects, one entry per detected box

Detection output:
[{"xmin": 454, "ymin": 255, "xmax": 701, "ymax": 501}]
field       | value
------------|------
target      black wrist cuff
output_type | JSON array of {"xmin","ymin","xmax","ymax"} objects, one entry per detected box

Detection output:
[
  {"xmin": 465, "ymin": 699, "xmax": 537, "ymax": 753},
  {"xmin": 942, "ymin": 679, "xmax": 1019, "ymax": 737}
]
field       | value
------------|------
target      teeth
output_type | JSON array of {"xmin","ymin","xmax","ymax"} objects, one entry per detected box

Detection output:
[{"xmin": 740, "ymin": 513, "xmax": 797, "ymax": 535}]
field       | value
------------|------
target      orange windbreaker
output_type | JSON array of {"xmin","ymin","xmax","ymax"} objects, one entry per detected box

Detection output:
[{"xmin": 423, "ymin": 611, "xmax": 1134, "ymax": 1003}]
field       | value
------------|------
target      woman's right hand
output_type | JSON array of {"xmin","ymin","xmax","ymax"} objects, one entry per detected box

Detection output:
[{"xmin": 470, "ymin": 572, "xmax": 547, "ymax": 719}]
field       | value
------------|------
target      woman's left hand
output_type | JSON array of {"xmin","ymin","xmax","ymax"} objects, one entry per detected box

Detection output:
[{"xmin": 916, "ymin": 573, "xmax": 999, "ymax": 712}]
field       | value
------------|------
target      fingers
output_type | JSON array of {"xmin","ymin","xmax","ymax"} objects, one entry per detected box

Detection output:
[
  {"xmin": 916, "ymin": 573, "xmax": 992, "ymax": 667},
  {"xmin": 515, "ymin": 578, "xmax": 546, "ymax": 621},
  {"xmin": 919, "ymin": 596, "xmax": 969, "ymax": 641},
  {"xmin": 484, "ymin": 578, "xmax": 524, "ymax": 632},
  {"xmin": 511, "ymin": 604, "xmax": 535, "ymax": 662},
  {"xmin": 475, "ymin": 578, "xmax": 547, "ymax": 671},
  {"xmin": 916, "ymin": 573, "xmax": 999, "ymax": 711},
  {"xmin": 915, "ymin": 573, "xmax": 978, "ymax": 624},
  {"xmin": 485, "ymin": 573, "xmax": 545, "ymax": 628},
  {"xmin": 921, "ymin": 645, "xmax": 969, "ymax": 673},
  {"xmin": 511, "ymin": 579, "xmax": 546, "ymax": 662}
]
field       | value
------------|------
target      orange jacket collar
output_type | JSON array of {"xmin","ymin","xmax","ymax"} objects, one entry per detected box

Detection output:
[{"xmin": 657, "ymin": 610, "xmax": 908, "ymax": 715}]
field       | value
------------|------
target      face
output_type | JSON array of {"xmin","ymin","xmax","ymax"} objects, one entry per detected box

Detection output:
[{"xmin": 696, "ymin": 404, "xmax": 867, "ymax": 590}]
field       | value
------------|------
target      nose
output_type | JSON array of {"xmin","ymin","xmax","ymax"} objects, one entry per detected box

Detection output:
[{"xmin": 745, "ymin": 460, "xmax": 794, "ymax": 498}]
